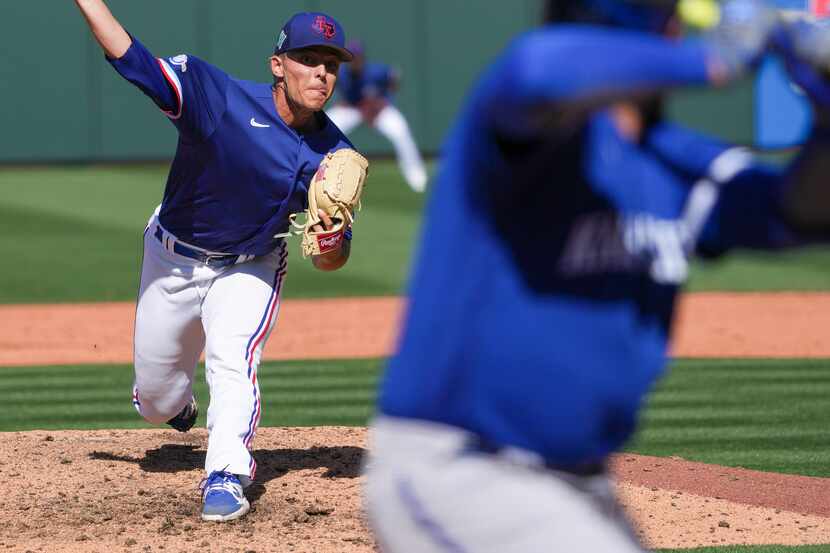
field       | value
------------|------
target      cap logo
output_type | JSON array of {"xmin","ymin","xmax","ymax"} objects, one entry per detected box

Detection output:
[
  {"xmin": 312, "ymin": 16, "xmax": 336, "ymax": 39},
  {"xmin": 277, "ymin": 30, "xmax": 287, "ymax": 50}
]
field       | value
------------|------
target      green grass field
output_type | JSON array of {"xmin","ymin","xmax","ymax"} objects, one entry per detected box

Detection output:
[
  {"xmin": 2, "ymin": 358, "xmax": 828, "ymax": 479},
  {"xmin": 0, "ymin": 358, "xmax": 381, "ymax": 431},
  {"xmin": 0, "ymin": 162, "xmax": 426, "ymax": 302},
  {"xmin": 626, "ymin": 358, "xmax": 830, "ymax": 477},
  {"xmin": 0, "ymin": 162, "xmax": 829, "ymax": 303}
]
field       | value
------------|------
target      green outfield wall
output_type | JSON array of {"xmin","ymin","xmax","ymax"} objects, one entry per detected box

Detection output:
[{"xmin": 1, "ymin": 1, "xmax": 753, "ymax": 162}]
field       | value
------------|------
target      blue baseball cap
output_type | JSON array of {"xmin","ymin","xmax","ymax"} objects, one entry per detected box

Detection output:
[{"xmin": 274, "ymin": 12, "xmax": 353, "ymax": 62}]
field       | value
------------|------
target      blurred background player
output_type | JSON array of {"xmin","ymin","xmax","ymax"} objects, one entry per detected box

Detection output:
[
  {"xmin": 74, "ymin": 0, "xmax": 356, "ymax": 522},
  {"xmin": 363, "ymin": 0, "xmax": 830, "ymax": 551},
  {"xmin": 327, "ymin": 40, "xmax": 428, "ymax": 193}
]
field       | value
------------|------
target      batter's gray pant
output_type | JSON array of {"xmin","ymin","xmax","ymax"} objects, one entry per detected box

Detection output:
[{"xmin": 364, "ymin": 416, "xmax": 647, "ymax": 553}]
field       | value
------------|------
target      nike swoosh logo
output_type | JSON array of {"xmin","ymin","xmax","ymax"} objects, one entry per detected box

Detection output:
[{"xmin": 250, "ymin": 118, "xmax": 270, "ymax": 128}]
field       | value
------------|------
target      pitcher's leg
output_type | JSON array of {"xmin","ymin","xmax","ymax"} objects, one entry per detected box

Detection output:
[
  {"xmin": 133, "ymin": 230, "xmax": 205, "ymax": 424},
  {"xmin": 201, "ymin": 245, "xmax": 288, "ymax": 480},
  {"xmin": 374, "ymin": 105, "xmax": 428, "ymax": 192}
]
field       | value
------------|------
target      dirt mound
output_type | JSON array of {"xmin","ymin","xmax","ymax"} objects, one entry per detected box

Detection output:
[
  {"xmin": 0, "ymin": 428, "xmax": 371, "ymax": 553},
  {"xmin": 2, "ymin": 428, "xmax": 830, "ymax": 552}
]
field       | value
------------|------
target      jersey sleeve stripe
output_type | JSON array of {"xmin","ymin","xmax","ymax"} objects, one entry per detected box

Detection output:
[{"xmin": 156, "ymin": 58, "xmax": 184, "ymax": 120}]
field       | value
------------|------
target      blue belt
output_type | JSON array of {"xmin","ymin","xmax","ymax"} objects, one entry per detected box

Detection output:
[{"xmin": 154, "ymin": 226, "xmax": 249, "ymax": 268}]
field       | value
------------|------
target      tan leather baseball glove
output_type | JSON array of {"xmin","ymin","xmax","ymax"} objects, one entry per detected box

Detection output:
[{"xmin": 299, "ymin": 148, "xmax": 369, "ymax": 258}]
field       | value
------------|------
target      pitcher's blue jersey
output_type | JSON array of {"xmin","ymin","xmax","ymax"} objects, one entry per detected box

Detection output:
[
  {"xmin": 379, "ymin": 26, "xmax": 801, "ymax": 466},
  {"xmin": 337, "ymin": 63, "xmax": 395, "ymax": 104},
  {"xmin": 109, "ymin": 37, "xmax": 352, "ymax": 255}
]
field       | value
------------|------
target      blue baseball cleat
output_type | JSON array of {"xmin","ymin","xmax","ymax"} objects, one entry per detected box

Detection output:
[
  {"xmin": 166, "ymin": 396, "xmax": 198, "ymax": 433},
  {"xmin": 200, "ymin": 471, "xmax": 250, "ymax": 522}
]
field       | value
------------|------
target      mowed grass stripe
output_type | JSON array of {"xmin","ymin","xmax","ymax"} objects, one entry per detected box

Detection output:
[
  {"xmin": 2, "ymin": 402, "xmax": 376, "ymax": 430},
  {"xmin": 0, "ymin": 362, "xmax": 379, "ymax": 389},
  {"xmin": 2, "ymin": 386, "xmax": 379, "ymax": 408},
  {"xmin": 0, "ymin": 358, "xmax": 382, "ymax": 431},
  {"xmin": 0, "ymin": 375, "xmax": 379, "ymax": 394},
  {"xmin": 627, "ymin": 358, "xmax": 830, "ymax": 476},
  {"xmin": 2, "ymin": 358, "xmax": 830, "ymax": 478}
]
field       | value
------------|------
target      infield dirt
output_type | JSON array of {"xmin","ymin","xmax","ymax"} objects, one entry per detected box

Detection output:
[
  {"xmin": 1, "ymin": 292, "xmax": 829, "ymax": 367},
  {"xmin": 1, "ymin": 292, "xmax": 829, "ymax": 552}
]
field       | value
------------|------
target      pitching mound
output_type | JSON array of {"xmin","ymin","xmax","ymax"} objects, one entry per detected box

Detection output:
[
  {"xmin": 2, "ymin": 428, "xmax": 830, "ymax": 552},
  {"xmin": 0, "ymin": 428, "xmax": 370, "ymax": 553}
]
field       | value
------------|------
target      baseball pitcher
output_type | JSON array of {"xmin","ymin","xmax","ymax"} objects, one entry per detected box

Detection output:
[{"xmin": 74, "ymin": 0, "xmax": 367, "ymax": 522}]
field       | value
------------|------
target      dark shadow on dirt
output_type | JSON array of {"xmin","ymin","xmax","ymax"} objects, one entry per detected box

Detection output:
[
  {"xmin": 91, "ymin": 444, "xmax": 205, "ymax": 472},
  {"xmin": 90, "ymin": 444, "xmax": 365, "ymax": 504}
]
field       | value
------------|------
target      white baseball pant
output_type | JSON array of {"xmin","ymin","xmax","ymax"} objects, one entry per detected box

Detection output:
[
  {"xmin": 364, "ymin": 416, "xmax": 646, "ymax": 553},
  {"xmin": 132, "ymin": 210, "xmax": 287, "ymax": 482},
  {"xmin": 327, "ymin": 103, "xmax": 428, "ymax": 192}
]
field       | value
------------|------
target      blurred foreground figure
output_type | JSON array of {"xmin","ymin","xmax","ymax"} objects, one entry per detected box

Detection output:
[
  {"xmin": 364, "ymin": 0, "xmax": 830, "ymax": 551},
  {"xmin": 328, "ymin": 41, "xmax": 428, "ymax": 192}
]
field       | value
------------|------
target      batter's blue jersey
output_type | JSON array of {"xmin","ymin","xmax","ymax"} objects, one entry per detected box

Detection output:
[
  {"xmin": 379, "ymin": 26, "xmax": 806, "ymax": 466},
  {"xmin": 109, "ymin": 37, "xmax": 352, "ymax": 255},
  {"xmin": 336, "ymin": 63, "xmax": 396, "ymax": 104}
]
